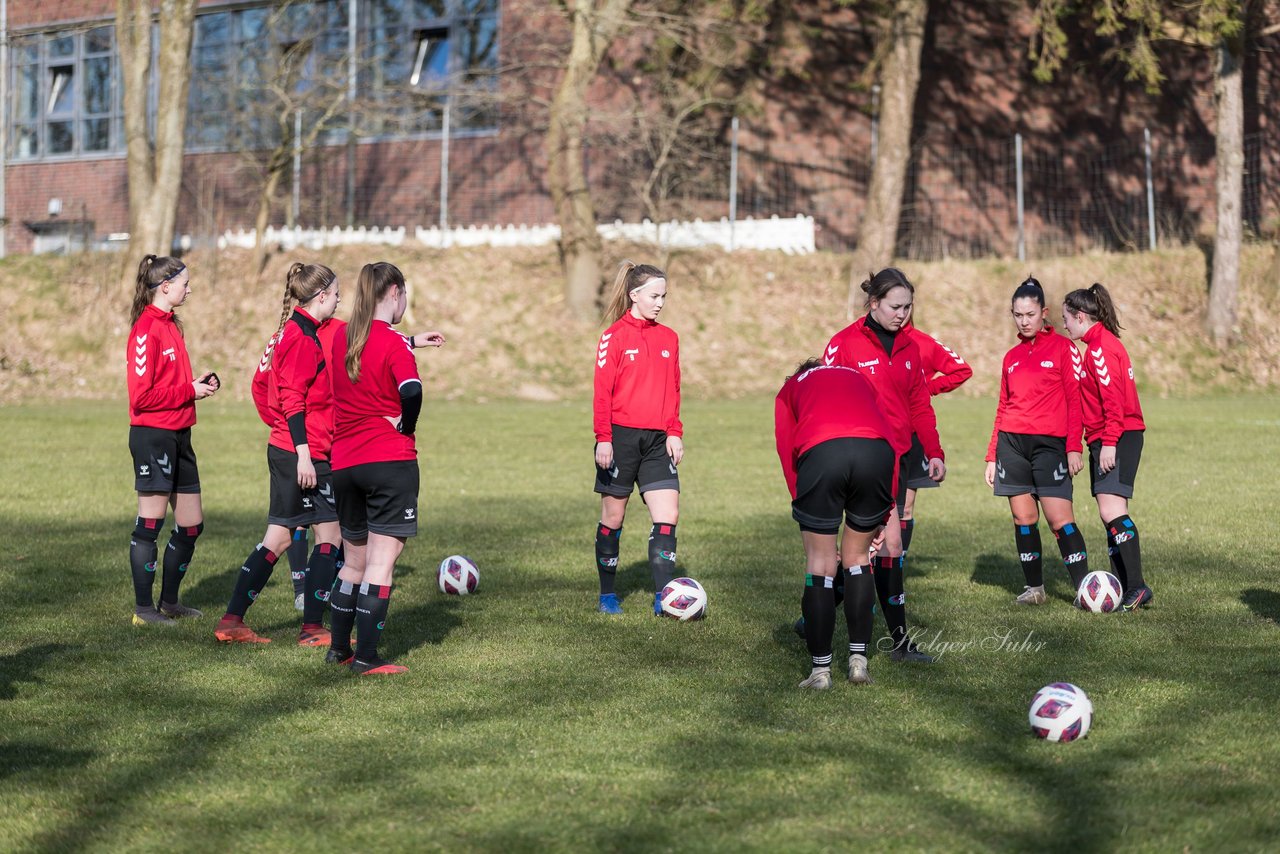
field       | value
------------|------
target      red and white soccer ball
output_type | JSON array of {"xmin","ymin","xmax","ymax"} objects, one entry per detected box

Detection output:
[
  {"xmin": 1075, "ymin": 570, "xmax": 1123, "ymax": 613},
  {"xmin": 1028, "ymin": 682, "xmax": 1093, "ymax": 742},
  {"xmin": 659, "ymin": 577, "xmax": 707, "ymax": 621},
  {"xmin": 438, "ymin": 555, "xmax": 479, "ymax": 595}
]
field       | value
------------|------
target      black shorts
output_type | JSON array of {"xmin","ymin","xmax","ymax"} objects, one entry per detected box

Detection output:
[
  {"xmin": 1089, "ymin": 430, "xmax": 1143, "ymax": 498},
  {"xmin": 792, "ymin": 437, "xmax": 895, "ymax": 535},
  {"xmin": 266, "ymin": 445, "xmax": 338, "ymax": 528},
  {"xmin": 904, "ymin": 433, "xmax": 940, "ymax": 491},
  {"xmin": 333, "ymin": 460, "xmax": 419, "ymax": 540},
  {"xmin": 129, "ymin": 426, "xmax": 200, "ymax": 494},
  {"xmin": 594, "ymin": 425, "xmax": 680, "ymax": 497},
  {"xmin": 993, "ymin": 432, "xmax": 1073, "ymax": 500}
]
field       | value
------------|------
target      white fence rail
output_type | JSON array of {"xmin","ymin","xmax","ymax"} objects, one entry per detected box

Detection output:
[{"xmin": 217, "ymin": 215, "xmax": 816, "ymax": 255}]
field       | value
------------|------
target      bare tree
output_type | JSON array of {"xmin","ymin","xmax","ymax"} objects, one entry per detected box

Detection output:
[{"xmin": 116, "ymin": 0, "xmax": 197, "ymax": 271}]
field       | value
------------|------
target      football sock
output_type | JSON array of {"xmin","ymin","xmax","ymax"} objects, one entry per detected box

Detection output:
[
  {"xmin": 802, "ymin": 574, "xmax": 835, "ymax": 668},
  {"xmin": 1106, "ymin": 515, "xmax": 1145, "ymax": 587},
  {"xmin": 1015, "ymin": 524, "xmax": 1044, "ymax": 587},
  {"xmin": 328, "ymin": 579, "xmax": 358, "ymax": 653},
  {"xmin": 287, "ymin": 528, "xmax": 309, "ymax": 597},
  {"xmin": 875, "ymin": 556, "xmax": 908, "ymax": 650},
  {"xmin": 901, "ymin": 518, "xmax": 915, "ymax": 556},
  {"xmin": 832, "ymin": 561, "xmax": 846, "ymax": 608},
  {"xmin": 302, "ymin": 542, "xmax": 339, "ymax": 625},
  {"xmin": 595, "ymin": 523, "xmax": 621, "ymax": 595},
  {"xmin": 354, "ymin": 583, "xmax": 392, "ymax": 663},
  {"xmin": 129, "ymin": 517, "xmax": 164, "ymax": 608},
  {"xmin": 225, "ymin": 544, "xmax": 278, "ymax": 618},
  {"xmin": 648, "ymin": 523, "xmax": 677, "ymax": 592},
  {"xmin": 160, "ymin": 522, "xmax": 202, "ymax": 605},
  {"xmin": 842, "ymin": 565, "xmax": 875, "ymax": 658},
  {"xmin": 1053, "ymin": 522, "xmax": 1089, "ymax": 589}
]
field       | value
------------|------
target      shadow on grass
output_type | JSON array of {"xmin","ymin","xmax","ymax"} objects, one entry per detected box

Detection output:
[
  {"xmin": 1241, "ymin": 588, "xmax": 1280, "ymax": 625},
  {"xmin": 0, "ymin": 644, "xmax": 73, "ymax": 701},
  {"xmin": 0, "ymin": 742, "xmax": 95, "ymax": 780}
]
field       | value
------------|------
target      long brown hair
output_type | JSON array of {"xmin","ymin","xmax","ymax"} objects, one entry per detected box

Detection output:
[
  {"xmin": 270, "ymin": 262, "xmax": 335, "ymax": 365},
  {"xmin": 130, "ymin": 254, "xmax": 187, "ymax": 332},
  {"xmin": 345, "ymin": 261, "xmax": 405, "ymax": 383},
  {"xmin": 859, "ymin": 267, "xmax": 914, "ymax": 309},
  {"xmin": 1064, "ymin": 282, "xmax": 1123, "ymax": 337},
  {"xmin": 602, "ymin": 260, "xmax": 666, "ymax": 324}
]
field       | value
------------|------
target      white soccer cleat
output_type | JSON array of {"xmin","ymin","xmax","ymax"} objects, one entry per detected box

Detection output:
[
  {"xmin": 847, "ymin": 654, "xmax": 872, "ymax": 685},
  {"xmin": 798, "ymin": 667, "xmax": 833, "ymax": 690},
  {"xmin": 1016, "ymin": 585, "xmax": 1047, "ymax": 605}
]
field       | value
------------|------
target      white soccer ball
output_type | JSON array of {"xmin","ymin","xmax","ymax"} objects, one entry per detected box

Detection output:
[
  {"xmin": 659, "ymin": 577, "xmax": 707, "ymax": 621},
  {"xmin": 438, "ymin": 555, "xmax": 479, "ymax": 595},
  {"xmin": 1029, "ymin": 682, "xmax": 1093, "ymax": 742},
  {"xmin": 1075, "ymin": 570, "xmax": 1123, "ymax": 613}
]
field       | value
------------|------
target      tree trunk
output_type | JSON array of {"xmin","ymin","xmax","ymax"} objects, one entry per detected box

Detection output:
[
  {"xmin": 116, "ymin": 0, "xmax": 196, "ymax": 283},
  {"xmin": 252, "ymin": 159, "xmax": 287, "ymax": 275},
  {"xmin": 848, "ymin": 0, "xmax": 927, "ymax": 316},
  {"xmin": 1207, "ymin": 37, "xmax": 1243, "ymax": 346},
  {"xmin": 545, "ymin": 0, "xmax": 632, "ymax": 320}
]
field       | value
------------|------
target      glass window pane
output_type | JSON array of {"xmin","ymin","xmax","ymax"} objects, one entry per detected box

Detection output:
[
  {"xmin": 18, "ymin": 67, "xmax": 40, "ymax": 121},
  {"xmin": 458, "ymin": 0, "xmax": 498, "ymax": 14},
  {"xmin": 14, "ymin": 125, "xmax": 38, "ymax": 158},
  {"xmin": 49, "ymin": 121, "xmax": 73, "ymax": 153},
  {"xmin": 86, "ymin": 26, "xmax": 113, "ymax": 54},
  {"xmin": 84, "ymin": 56, "xmax": 112, "ymax": 114},
  {"xmin": 413, "ymin": 0, "xmax": 446, "ymax": 18},
  {"xmin": 14, "ymin": 38, "xmax": 39, "ymax": 65},
  {"xmin": 194, "ymin": 42, "xmax": 229, "ymax": 72},
  {"xmin": 371, "ymin": 0, "xmax": 407, "ymax": 27},
  {"xmin": 198, "ymin": 12, "xmax": 231, "ymax": 45},
  {"xmin": 459, "ymin": 16, "xmax": 497, "ymax": 72},
  {"xmin": 50, "ymin": 35, "xmax": 75, "ymax": 58},
  {"xmin": 48, "ymin": 66, "xmax": 75, "ymax": 116},
  {"xmin": 83, "ymin": 117, "xmax": 111, "ymax": 151},
  {"xmin": 239, "ymin": 7, "xmax": 270, "ymax": 41},
  {"xmin": 411, "ymin": 29, "xmax": 451, "ymax": 88}
]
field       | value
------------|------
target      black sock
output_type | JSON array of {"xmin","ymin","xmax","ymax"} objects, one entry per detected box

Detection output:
[
  {"xmin": 832, "ymin": 562, "xmax": 845, "ymax": 608},
  {"xmin": 1053, "ymin": 522, "xmax": 1089, "ymax": 589},
  {"xmin": 1106, "ymin": 516, "xmax": 1145, "ymax": 587},
  {"xmin": 648, "ymin": 523, "xmax": 677, "ymax": 592},
  {"xmin": 226, "ymin": 544, "xmax": 278, "ymax": 618},
  {"xmin": 302, "ymin": 542, "xmax": 339, "ymax": 625},
  {"xmin": 1015, "ymin": 523, "xmax": 1044, "ymax": 587},
  {"xmin": 287, "ymin": 528, "xmax": 309, "ymax": 597},
  {"xmin": 842, "ymin": 565, "xmax": 875, "ymax": 658},
  {"xmin": 354, "ymin": 583, "xmax": 392, "ymax": 663},
  {"xmin": 328, "ymin": 579, "xmax": 358, "ymax": 652},
  {"xmin": 160, "ymin": 522, "xmax": 202, "ymax": 605},
  {"xmin": 802, "ymin": 574, "xmax": 835, "ymax": 668},
  {"xmin": 875, "ymin": 556, "xmax": 908, "ymax": 650},
  {"xmin": 130, "ymin": 517, "xmax": 163, "ymax": 608},
  {"xmin": 1106, "ymin": 530, "xmax": 1128, "ymax": 589},
  {"xmin": 901, "ymin": 518, "xmax": 915, "ymax": 556},
  {"xmin": 595, "ymin": 523, "xmax": 621, "ymax": 595}
]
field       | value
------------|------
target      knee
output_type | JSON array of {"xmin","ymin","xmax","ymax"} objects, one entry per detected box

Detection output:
[
  {"xmin": 1011, "ymin": 512, "xmax": 1039, "ymax": 527},
  {"xmin": 263, "ymin": 532, "xmax": 293, "ymax": 556}
]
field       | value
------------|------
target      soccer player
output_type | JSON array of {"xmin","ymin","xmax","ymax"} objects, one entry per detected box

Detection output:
[
  {"xmin": 776, "ymin": 359, "xmax": 896, "ymax": 689},
  {"xmin": 215, "ymin": 263, "xmax": 343, "ymax": 646},
  {"xmin": 327, "ymin": 262, "xmax": 445, "ymax": 674},
  {"xmin": 900, "ymin": 314, "xmax": 972, "ymax": 559},
  {"xmin": 821, "ymin": 268, "xmax": 944, "ymax": 662},
  {"xmin": 985, "ymin": 277, "xmax": 1089, "ymax": 605},
  {"xmin": 125, "ymin": 255, "xmax": 220, "ymax": 626},
  {"xmin": 1063, "ymin": 283, "xmax": 1152, "ymax": 611},
  {"xmin": 592, "ymin": 261, "xmax": 683, "ymax": 616}
]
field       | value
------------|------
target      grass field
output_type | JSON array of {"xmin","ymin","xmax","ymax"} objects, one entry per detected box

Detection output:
[{"xmin": 1, "ymin": 395, "xmax": 1278, "ymax": 851}]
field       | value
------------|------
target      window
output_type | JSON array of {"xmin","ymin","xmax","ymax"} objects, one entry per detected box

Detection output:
[{"xmin": 8, "ymin": 26, "xmax": 121, "ymax": 160}]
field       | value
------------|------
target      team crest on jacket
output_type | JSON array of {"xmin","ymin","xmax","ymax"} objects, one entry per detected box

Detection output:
[{"xmin": 661, "ymin": 350, "xmax": 670, "ymax": 358}]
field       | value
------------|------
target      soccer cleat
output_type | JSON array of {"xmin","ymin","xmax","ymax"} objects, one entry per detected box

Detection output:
[
  {"xmin": 158, "ymin": 600, "xmax": 203, "ymax": 619},
  {"xmin": 298, "ymin": 626, "xmax": 332, "ymax": 647},
  {"xmin": 798, "ymin": 667, "xmax": 832, "ymax": 690},
  {"xmin": 294, "ymin": 593, "xmax": 305, "ymax": 611},
  {"xmin": 1016, "ymin": 585, "xmax": 1047, "ymax": 606},
  {"xmin": 793, "ymin": 617, "xmax": 806, "ymax": 639},
  {"xmin": 597, "ymin": 593, "xmax": 623, "ymax": 615},
  {"xmin": 848, "ymin": 654, "xmax": 873, "ymax": 685},
  {"xmin": 1120, "ymin": 585, "xmax": 1154, "ymax": 612},
  {"xmin": 325, "ymin": 647, "xmax": 354, "ymax": 666},
  {"xmin": 350, "ymin": 657, "xmax": 408, "ymax": 676},
  {"xmin": 132, "ymin": 607, "xmax": 177, "ymax": 628},
  {"xmin": 890, "ymin": 641, "xmax": 936, "ymax": 664},
  {"xmin": 214, "ymin": 619, "xmax": 271, "ymax": 644}
]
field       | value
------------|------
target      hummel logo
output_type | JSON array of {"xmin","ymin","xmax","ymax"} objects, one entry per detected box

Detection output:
[
  {"xmin": 139, "ymin": 465, "xmax": 150, "ymax": 476},
  {"xmin": 1053, "ymin": 463, "xmax": 1067, "ymax": 482},
  {"xmin": 624, "ymin": 348, "xmax": 639, "ymax": 361},
  {"xmin": 157, "ymin": 453, "xmax": 172, "ymax": 476},
  {"xmin": 1008, "ymin": 362, "xmax": 1019, "ymax": 374},
  {"xmin": 404, "ymin": 508, "xmax": 416, "ymax": 520},
  {"xmin": 319, "ymin": 483, "xmax": 332, "ymax": 497},
  {"xmin": 162, "ymin": 347, "xmax": 176, "ymax": 362},
  {"xmin": 1041, "ymin": 361, "xmax": 1054, "ymax": 368},
  {"xmin": 996, "ymin": 461, "xmax": 1006, "ymax": 479},
  {"xmin": 302, "ymin": 497, "xmax": 314, "ymax": 510}
]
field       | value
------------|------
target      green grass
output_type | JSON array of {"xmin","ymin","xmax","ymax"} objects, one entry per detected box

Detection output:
[{"xmin": 1, "ymin": 395, "xmax": 1278, "ymax": 851}]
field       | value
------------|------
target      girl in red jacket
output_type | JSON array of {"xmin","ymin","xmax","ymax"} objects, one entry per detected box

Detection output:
[
  {"xmin": 822, "ymin": 268, "xmax": 944, "ymax": 663},
  {"xmin": 593, "ymin": 261, "xmax": 683, "ymax": 616},
  {"xmin": 985, "ymin": 277, "xmax": 1090, "ymax": 605},
  {"xmin": 1063, "ymin": 283, "xmax": 1152, "ymax": 611},
  {"xmin": 215, "ymin": 263, "xmax": 343, "ymax": 647},
  {"xmin": 126, "ymin": 255, "xmax": 220, "ymax": 626}
]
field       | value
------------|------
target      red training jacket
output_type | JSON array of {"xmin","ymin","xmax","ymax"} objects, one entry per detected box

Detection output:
[
  {"xmin": 903, "ymin": 324, "xmax": 973, "ymax": 396},
  {"xmin": 254, "ymin": 317, "xmax": 347, "ymax": 438},
  {"xmin": 823, "ymin": 317, "xmax": 943, "ymax": 461},
  {"xmin": 127, "ymin": 304, "xmax": 196, "ymax": 429},
  {"xmin": 593, "ymin": 312, "xmax": 682, "ymax": 442},
  {"xmin": 1079, "ymin": 323, "xmax": 1145, "ymax": 445},
  {"xmin": 331, "ymin": 319, "xmax": 420, "ymax": 470},
  {"xmin": 264, "ymin": 309, "xmax": 334, "ymax": 459},
  {"xmin": 774, "ymin": 364, "xmax": 896, "ymax": 500},
  {"xmin": 985, "ymin": 325, "xmax": 1084, "ymax": 460}
]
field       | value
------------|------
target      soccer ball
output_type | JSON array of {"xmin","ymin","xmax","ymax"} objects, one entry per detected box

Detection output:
[
  {"xmin": 659, "ymin": 577, "xmax": 707, "ymax": 621},
  {"xmin": 438, "ymin": 555, "xmax": 479, "ymax": 595},
  {"xmin": 1075, "ymin": 570, "xmax": 1123, "ymax": 613},
  {"xmin": 1028, "ymin": 682, "xmax": 1093, "ymax": 742}
]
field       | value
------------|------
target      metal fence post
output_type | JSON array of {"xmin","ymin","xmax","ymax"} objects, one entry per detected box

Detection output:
[
  {"xmin": 292, "ymin": 109, "xmax": 302, "ymax": 227},
  {"xmin": 1015, "ymin": 133, "xmax": 1025, "ymax": 262},
  {"xmin": 1144, "ymin": 127, "xmax": 1156, "ymax": 250},
  {"xmin": 440, "ymin": 95, "xmax": 451, "ymax": 246},
  {"xmin": 346, "ymin": 0, "xmax": 358, "ymax": 227},
  {"xmin": 728, "ymin": 115, "xmax": 738, "ymax": 252}
]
